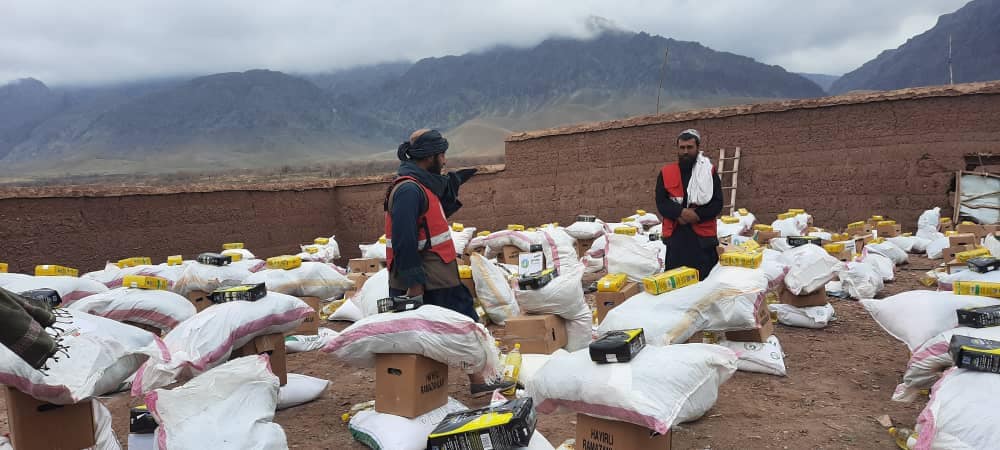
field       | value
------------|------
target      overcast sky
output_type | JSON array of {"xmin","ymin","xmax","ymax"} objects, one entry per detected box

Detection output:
[{"xmin": 0, "ymin": 0, "xmax": 969, "ymax": 86}]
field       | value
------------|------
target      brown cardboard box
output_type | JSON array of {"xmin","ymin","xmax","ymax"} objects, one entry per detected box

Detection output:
[
  {"xmin": 231, "ymin": 333, "xmax": 287, "ymax": 385},
  {"xmin": 348, "ymin": 258, "xmax": 382, "ymax": 274},
  {"xmin": 725, "ymin": 302, "xmax": 774, "ymax": 342},
  {"xmin": 186, "ymin": 290, "xmax": 213, "ymax": 312},
  {"xmin": 939, "ymin": 221, "xmax": 955, "ymax": 233},
  {"xmin": 780, "ymin": 287, "xmax": 828, "ymax": 308},
  {"xmin": 832, "ymin": 249, "xmax": 854, "ymax": 262},
  {"xmin": 575, "ymin": 238, "xmax": 596, "ymax": 257},
  {"xmin": 949, "ymin": 233, "xmax": 978, "ymax": 247},
  {"xmin": 576, "ymin": 413, "xmax": 672, "ymax": 450},
  {"xmin": 595, "ymin": 282, "xmax": 642, "ymax": 323},
  {"xmin": 288, "ymin": 296, "xmax": 320, "ymax": 335},
  {"xmin": 944, "ymin": 244, "xmax": 976, "ymax": 263},
  {"xmin": 501, "ymin": 245, "xmax": 521, "ymax": 266},
  {"xmin": 346, "ymin": 272, "xmax": 370, "ymax": 291},
  {"xmin": 502, "ymin": 314, "xmax": 568, "ymax": 354},
  {"xmin": 374, "ymin": 354, "xmax": 449, "ymax": 418},
  {"xmin": 754, "ymin": 230, "xmax": 781, "ymax": 245},
  {"xmin": 877, "ymin": 223, "xmax": 902, "ymax": 238},
  {"xmin": 956, "ymin": 223, "xmax": 985, "ymax": 238},
  {"xmin": 343, "ymin": 289, "xmax": 358, "ymax": 300},
  {"xmin": 4, "ymin": 387, "xmax": 96, "ymax": 450}
]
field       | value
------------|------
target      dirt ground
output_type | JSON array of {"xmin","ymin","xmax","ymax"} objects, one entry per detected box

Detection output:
[{"xmin": 0, "ymin": 257, "xmax": 941, "ymax": 449}]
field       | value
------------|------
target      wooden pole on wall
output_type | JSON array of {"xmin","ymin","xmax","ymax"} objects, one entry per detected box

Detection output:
[{"xmin": 656, "ymin": 49, "xmax": 669, "ymax": 115}]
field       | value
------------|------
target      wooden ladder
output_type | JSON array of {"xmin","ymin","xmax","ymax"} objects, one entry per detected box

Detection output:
[{"xmin": 718, "ymin": 147, "xmax": 741, "ymax": 216}]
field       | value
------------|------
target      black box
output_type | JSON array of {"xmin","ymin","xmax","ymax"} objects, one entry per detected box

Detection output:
[
  {"xmin": 376, "ymin": 295, "xmax": 423, "ymax": 313},
  {"xmin": 576, "ymin": 215, "xmax": 597, "ymax": 223},
  {"xmin": 648, "ymin": 233, "xmax": 661, "ymax": 242},
  {"xmin": 958, "ymin": 305, "xmax": 1000, "ymax": 328},
  {"xmin": 968, "ymin": 257, "xmax": 1000, "ymax": 274},
  {"xmin": 950, "ymin": 334, "xmax": 1000, "ymax": 374},
  {"xmin": 589, "ymin": 328, "xmax": 646, "ymax": 364},
  {"xmin": 197, "ymin": 252, "xmax": 232, "ymax": 266},
  {"xmin": 18, "ymin": 288, "xmax": 62, "ymax": 308},
  {"xmin": 427, "ymin": 398, "xmax": 537, "ymax": 450},
  {"xmin": 518, "ymin": 268, "xmax": 557, "ymax": 290},
  {"xmin": 209, "ymin": 283, "xmax": 267, "ymax": 303},
  {"xmin": 129, "ymin": 406, "xmax": 157, "ymax": 434},
  {"xmin": 787, "ymin": 236, "xmax": 823, "ymax": 247}
]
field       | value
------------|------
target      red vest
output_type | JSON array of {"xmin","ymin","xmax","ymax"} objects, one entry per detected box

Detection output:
[
  {"xmin": 385, "ymin": 176, "xmax": 457, "ymax": 267},
  {"xmin": 660, "ymin": 163, "xmax": 718, "ymax": 238}
]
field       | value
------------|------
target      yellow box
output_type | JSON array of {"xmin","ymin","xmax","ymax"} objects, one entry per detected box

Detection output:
[
  {"xmin": 961, "ymin": 221, "xmax": 975, "ymax": 226},
  {"xmin": 720, "ymin": 251, "xmax": 763, "ymax": 269},
  {"xmin": 222, "ymin": 242, "xmax": 244, "ymax": 250},
  {"xmin": 777, "ymin": 212, "xmax": 795, "ymax": 220},
  {"xmin": 956, "ymin": 247, "xmax": 991, "ymax": 263},
  {"xmin": 940, "ymin": 217, "xmax": 953, "ymax": 224},
  {"xmin": 597, "ymin": 273, "xmax": 628, "ymax": 293},
  {"xmin": 945, "ymin": 230, "xmax": 959, "ymax": 236},
  {"xmin": 477, "ymin": 231, "xmax": 491, "ymax": 237},
  {"xmin": 954, "ymin": 281, "xmax": 1000, "ymax": 298},
  {"xmin": 378, "ymin": 235, "xmax": 387, "ymax": 244},
  {"xmin": 221, "ymin": 250, "xmax": 244, "ymax": 262},
  {"xmin": 824, "ymin": 243, "xmax": 846, "ymax": 254},
  {"xmin": 451, "ymin": 223, "xmax": 465, "ymax": 232},
  {"xmin": 621, "ymin": 217, "xmax": 635, "ymax": 223},
  {"xmin": 526, "ymin": 227, "xmax": 537, "ymax": 232},
  {"xmin": 507, "ymin": 224, "xmax": 525, "ymax": 231},
  {"xmin": 314, "ymin": 237, "xmax": 330, "ymax": 245},
  {"xmin": 0, "ymin": 263, "xmax": 7, "ymax": 273},
  {"xmin": 738, "ymin": 208, "xmax": 749, "ymax": 216},
  {"xmin": 166, "ymin": 255, "xmax": 183, "ymax": 266},
  {"xmin": 871, "ymin": 215, "xmax": 884, "ymax": 221},
  {"xmin": 847, "ymin": 221, "xmax": 866, "ymax": 230},
  {"xmin": 787, "ymin": 209, "xmax": 805, "ymax": 214},
  {"xmin": 304, "ymin": 245, "xmax": 320, "ymax": 254},
  {"xmin": 877, "ymin": 220, "xmax": 897, "ymax": 227},
  {"xmin": 614, "ymin": 226, "xmax": 637, "ymax": 236},
  {"xmin": 753, "ymin": 224, "xmax": 773, "ymax": 232},
  {"xmin": 739, "ymin": 240, "xmax": 761, "ymax": 252},
  {"xmin": 122, "ymin": 275, "xmax": 169, "ymax": 290},
  {"xmin": 720, "ymin": 216, "xmax": 740, "ymax": 224},
  {"xmin": 458, "ymin": 265, "xmax": 473, "ymax": 279},
  {"xmin": 831, "ymin": 233, "xmax": 849, "ymax": 242},
  {"xmin": 117, "ymin": 257, "xmax": 151, "ymax": 268},
  {"xmin": 35, "ymin": 265, "xmax": 78, "ymax": 277},
  {"xmin": 642, "ymin": 267, "xmax": 699, "ymax": 295},
  {"xmin": 267, "ymin": 255, "xmax": 302, "ymax": 270}
]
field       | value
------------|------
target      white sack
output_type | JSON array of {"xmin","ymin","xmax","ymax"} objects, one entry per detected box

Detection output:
[
  {"xmin": 451, "ymin": 227, "xmax": 476, "ymax": 255},
  {"xmin": 605, "ymin": 233, "xmax": 659, "ymax": 282},
  {"xmin": 894, "ymin": 326, "xmax": 1000, "ymax": 402},
  {"xmin": 866, "ymin": 242, "xmax": 909, "ymax": 265},
  {"xmin": 717, "ymin": 221, "xmax": 746, "ymax": 238},
  {"xmin": 67, "ymin": 287, "xmax": 196, "ymax": 333},
  {"xmin": 538, "ymin": 226, "xmax": 582, "ymax": 273},
  {"xmin": 917, "ymin": 207, "xmax": 942, "ymax": 239},
  {"xmin": 84, "ymin": 262, "xmax": 191, "ymax": 289},
  {"xmin": 322, "ymin": 305, "xmax": 503, "ymax": 380},
  {"xmin": 808, "ymin": 231, "xmax": 833, "ymax": 242},
  {"xmin": 887, "ymin": 236, "xmax": 917, "ymax": 253},
  {"xmin": 780, "ymin": 244, "xmax": 840, "ymax": 295},
  {"xmin": 581, "ymin": 255, "xmax": 605, "ymax": 274},
  {"xmin": 359, "ymin": 242, "xmax": 388, "ymax": 261},
  {"xmin": 349, "ymin": 398, "xmax": 468, "ymax": 450},
  {"xmin": 566, "ymin": 221, "xmax": 606, "ymax": 240},
  {"xmin": 926, "ymin": 236, "xmax": 950, "ymax": 260},
  {"xmin": 515, "ymin": 264, "xmax": 592, "ymax": 351},
  {"xmin": 132, "ymin": 293, "xmax": 313, "ymax": 394},
  {"xmin": 719, "ymin": 335, "xmax": 787, "ymax": 376},
  {"xmin": 147, "ymin": 355, "xmax": 286, "ymax": 450},
  {"xmin": 985, "ymin": 233, "xmax": 1000, "ymax": 258},
  {"xmin": 769, "ymin": 303, "xmax": 836, "ymax": 329},
  {"xmin": 861, "ymin": 290, "xmax": 1000, "ymax": 351},
  {"xmin": 915, "ymin": 368, "xmax": 1000, "ymax": 450},
  {"xmin": 598, "ymin": 266, "xmax": 767, "ymax": 345},
  {"xmin": 862, "ymin": 252, "xmax": 895, "ymax": 282},
  {"xmin": 329, "ymin": 299, "xmax": 365, "ymax": 322},
  {"xmin": 836, "ymin": 261, "xmax": 884, "ymax": 300},
  {"xmin": 936, "ymin": 268, "xmax": 1000, "ymax": 291},
  {"xmin": 627, "ymin": 212, "xmax": 661, "ymax": 227},
  {"xmin": 470, "ymin": 253, "xmax": 520, "ymax": 325},
  {"xmin": 244, "ymin": 262, "xmax": 354, "ymax": 300},
  {"xmin": 0, "ymin": 275, "xmax": 109, "ymax": 305},
  {"xmin": 482, "ymin": 230, "xmax": 542, "ymax": 255},
  {"xmin": 530, "ymin": 345, "xmax": 737, "ymax": 434},
  {"xmin": 353, "ymin": 268, "xmax": 390, "ymax": 318},
  {"xmin": 284, "ymin": 327, "xmax": 339, "ymax": 354},
  {"xmin": 172, "ymin": 263, "xmax": 252, "ymax": 296},
  {"xmin": 768, "ymin": 237, "xmax": 793, "ymax": 253},
  {"xmin": 277, "ymin": 373, "xmax": 329, "ymax": 410},
  {"xmin": 771, "ymin": 216, "xmax": 808, "ymax": 237}
]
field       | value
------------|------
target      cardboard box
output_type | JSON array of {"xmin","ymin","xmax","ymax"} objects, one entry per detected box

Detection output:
[
  {"xmin": 949, "ymin": 233, "xmax": 978, "ymax": 248},
  {"xmin": 374, "ymin": 354, "xmax": 449, "ymax": 418},
  {"xmin": 288, "ymin": 296, "xmax": 321, "ymax": 335},
  {"xmin": 500, "ymin": 245, "xmax": 521, "ymax": 266},
  {"xmin": 939, "ymin": 221, "xmax": 955, "ymax": 233},
  {"xmin": 725, "ymin": 302, "xmax": 774, "ymax": 342},
  {"xmin": 186, "ymin": 290, "xmax": 213, "ymax": 312},
  {"xmin": 348, "ymin": 258, "xmax": 382, "ymax": 274},
  {"xmin": 754, "ymin": 230, "xmax": 781, "ymax": 245},
  {"xmin": 832, "ymin": 249, "xmax": 854, "ymax": 262},
  {"xmin": 4, "ymin": 387, "xmax": 96, "ymax": 450},
  {"xmin": 780, "ymin": 287, "xmax": 828, "ymax": 308},
  {"xmin": 231, "ymin": 333, "xmax": 287, "ymax": 385},
  {"xmin": 576, "ymin": 413, "xmax": 672, "ymax": 450},
  {"xmin": 956, "ymin": 223, "xmax": 986, "ymax": 238},
  {"xmin": 346, "ymin": 272, "xmax": 370, "ymax": 291},
  {"xmin": 595, "ymin": 282, "xmax": 642, "ymax": 323},
  {"xmin": 502, "ymin": 314, "xmax": 568, "ymax": 354},
  {"xmin": 876, "ymin": 223, "xmax": 902, "ymax": 238},
  {"xmin": 944, "ymin": 244, "xmax": 976, "ymax": 263},
  {"xmin": 575, "ymin": 238, "xmax": 596, "ymax": 257}
]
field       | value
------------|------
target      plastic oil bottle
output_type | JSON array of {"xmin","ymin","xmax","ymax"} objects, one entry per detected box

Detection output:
[
  {"xmin": 888, "ymin": 426, "xmax": 917, "ymax": 450},
  {"xmin": 502, "ymin": 343, "xmax": 522, "ymax": 396}
]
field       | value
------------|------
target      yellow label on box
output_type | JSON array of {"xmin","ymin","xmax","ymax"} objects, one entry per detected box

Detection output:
[
  {"xmin": 267, "ymin": 255, "xmax": 302, "ymax": 270},
  {"xmin": 739, "ymin": 240, "xmax": 762, "ymax": 252},
  {"xmin": 221, "ymin": 250, "xmax": 244, "ymax": 262},
  {"xmin": 222, "ymin": 242, "xmax": 244, "ymax": 250},
  {"xmin": 877, "ymin": 220, "xmax": 897, "ymax": 226},
  {"xmin": 477, "ymin": 231, "xmax": 491, "ymax": 237},
  {"xmin": 35, "ymin": 265, "xmax": 78, "ymax": 277},
  {"xmin": 597, "ymin": 273, "xmax": 628, "ymax": 292},
  {"xmin": 720, "ymin": 251, "xmax": 763, "ymax": 269},
  {"xmin": 961, "ymin": 221, "xmax": 975, "ymax": 226},
  {"xmin": 304, "ymin": 245, "xmax": 320, "ymax": 254},
  {"xmin": 831, "ymin": 233, "xmax": 849, "ymax": 242},
  {"xmin": 0, "ymin": 263, "xmax": 7, "ymax": 273},
  {"xmin": 622, "ymin": 217, "xmax": 635, "ymax": 222},
  {"xmin": 753, "ymin": 224, "xmax": 773, "ymax": 232},
  {"xmin": 117, "ymin": 257, "xmax": 151, "ymax": 268},
  {"xmin": 940, "ymin": 217, "xmax": 952, "ymax": 224},
  {"xmin": 871, "ymin": 215, "xmax": 884, "ymax": 221},
  {"xmin": 122, "ymin": 275, "xmax": 169, "ymax": 290},
  {"xmin": 636, "ymin": 210, "xmax": 647, "ymax": 216},
  {"xmin": 954, "ymin": 281, "xmax": 1000, "ymax": 298},
  {"xmin": 614, "ymin": 226, "xmax": 637, "ymax": 236},
  {"xmin": 507, "ymin": 224, "xmax": 525, "ymax": 231},
  {"xmin": 847, "ymin": 221, "xmax": 866, "ymax": 229},
  {"xmin": 738, "ymin": 208, "xmax": 749, "ymax": 216},
  {"xmin": 526, "ymin": 227, "xmax": 537, "ymax": 232},
  {"xmin": 777, "ymin": 212, "xmax": 795, "ymax": 220},
  {"xmin": 946, "ymin": 230, "xmax": 959, "ymax": 236},
  {"xmin": 314, "ymin": 237, "xmax": 330, "ymax": 245},
  {"xmin": 720, "ymin": 216, "xmax": 740, "ymax": 224},
  {"xmin": 824, "ymin": 243, "xmax": 846, "ymax": 254},
  {"xmin": 167, "ymin": 255, "xmax": 183, "ymax": 266},
  {"xmin": 452, "ymin": 223, "xmax": 465, "ymax": 232},
  {"xmin": 642, "ymin": 267, "xmax": 699, "ymax": 295},
  {"xmin": 957, "ymin": 247, "xmax": 991, "ymax": 263},
  {"xmin": 458, "ymin": 265, "xmax": 473, "ymax": 279},
  {"xmin": 788, "ymin": 209, "xmax": 805, "ymax": 214}
]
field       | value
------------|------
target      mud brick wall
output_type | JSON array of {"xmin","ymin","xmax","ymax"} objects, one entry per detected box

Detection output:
[{"xmin": 1, "ymin": 83, "xmax": 998, "ymax": 272}]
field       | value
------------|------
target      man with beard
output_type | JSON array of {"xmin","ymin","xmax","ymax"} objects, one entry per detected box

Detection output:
[
  {"xmin": 655, "ymin": 129, "xmax": 723, "ymax": 280},
  {"xmin": 384, "ymin": 129, "xmax": 514, "ymax": 396}
]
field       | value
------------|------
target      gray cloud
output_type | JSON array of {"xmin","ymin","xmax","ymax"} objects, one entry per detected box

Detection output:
[{"xmin": 0, "ymin": 0, "xmax": 969, "ymax": 85}]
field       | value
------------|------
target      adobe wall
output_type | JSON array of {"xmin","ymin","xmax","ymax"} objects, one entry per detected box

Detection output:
[{"xmin": 1, "ymin": 82, "xmax": 998, "ymax": 272}]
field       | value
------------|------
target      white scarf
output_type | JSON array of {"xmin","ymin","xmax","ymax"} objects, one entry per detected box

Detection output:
[{"xmin": 687, "ymin": 152, "xmax": 714, "ymax": 206}]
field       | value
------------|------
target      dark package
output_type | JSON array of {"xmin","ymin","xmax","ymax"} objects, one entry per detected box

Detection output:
[
  {"xmin": 590, "ymin": 328, "xmax": 646, "ymax": 364},
  {"xmin": 518, "ymin": 268, "xmax": 557, "ymax": 290},
  {"xmin": 197, "ymin": 252, "xmax": 232, "ymax": 266},
  {"xmin": 648, "ymin": 233, "xmax": 661, "ymax": 242},
  {"xmin": 950, "ymin": 334, "xmax": 1000, "ymax": 374},
  {"xmin": 427, "ymin": 397, "xmax": 537, "ymax": 450},
  {"xmin": 958, "ymin": 305, "xmax": 1000, "ymax": 328},
  {"xmin": 377, "ymin": 295, "xmax": 423, "ymax": 313},
  {"xmin": 968, "ymin": 257, "xmax": 1000, "ymax": 274},
  {"xmin": 529, "ymin": 244, "xmax": 543, "ymax": 253},
  {"xmin": 209, "ymin": 283, "xmax": 267, "ymax": 303},
  {"xmin": 787, "ymin": 236, "xmax": 823, "ymax": 247},
  {"xmin": 577, "ymin": 214, "xmax": 597, "ymax": 223},
  {"xmin": 18, "ymin": 288, "xmax": 62, "ymax": 308},
  {"xmin": 129, "ymin": 406, "xmax": 158, "ymax": 434}
]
